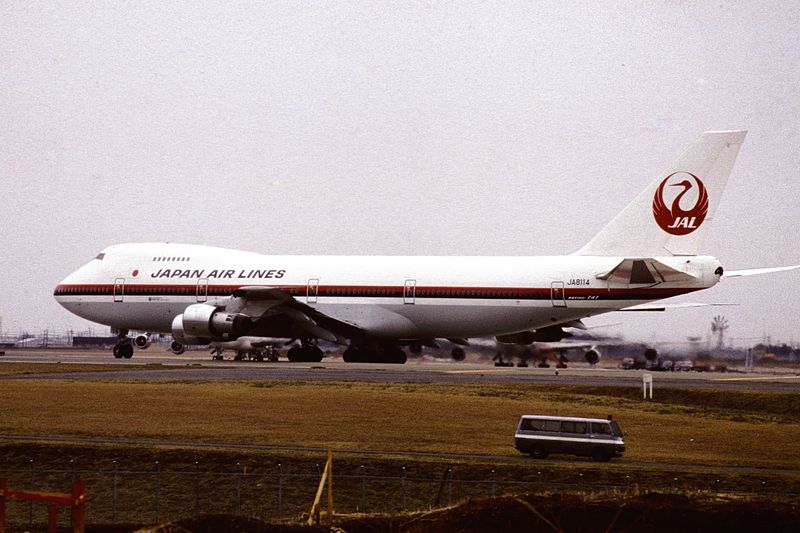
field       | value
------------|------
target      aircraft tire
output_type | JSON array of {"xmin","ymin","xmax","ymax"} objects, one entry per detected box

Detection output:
[
  {"xmin": 287, "ymin": 346, "xmax": 303, "ymax": 362},
  {"xmin": 308, "ymin": 346, "xmax": 324, "ymax": 362},
  {"xmin": 112, "ymin": 344, "xmax": 123, "ymax": 359},
  {"xmin": 450, "ymin": 347, "xmax": 466, "ymax": 361},
  {"xmin": 343, "ymin": 347, "xmax": 364, "ymax": 363},
  {"xmin": 379, "ymin": 347, "xmax": 406, "ymax": 364},
  {"xmin": 120, "ymin": 344, "xmax": 134, "ymax": 359}
]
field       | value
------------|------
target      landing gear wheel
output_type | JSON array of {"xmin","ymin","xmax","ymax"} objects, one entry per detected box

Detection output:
[
  {"xmin": 450, "ymin": 347, "xmax": 466, "ymax": 361},
  {"xmin": 113, "ymin": 344, "xmax": 124, "ymax": 359},
  {"xmin": 383, "ymin": 347, "xmax": 407, "ymax": 364},
  {"xmin": 119, "ymin": 343, "xmax": 134, "ymax": 359},
  {"xmin": 287, "ymin": 346, "xmax": 303, "ymax": 362},
  {"xmin": 342, "ymin": 347, "xmax": 361, "ymax": 363},
  {"xmin": 308, "ymin": 345, "xmax": 324, "ymax": 362}
]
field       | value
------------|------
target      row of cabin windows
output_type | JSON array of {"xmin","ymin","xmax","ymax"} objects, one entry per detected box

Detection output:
[
  {"xmin": 520, "ymin": 419, "xmax": 612, "ymax": 435},
  {"xmin": 153, "ymin": 257, "xmax": 191, "ymax": 262},
  {"xmin": 59, "ymin": 286, "xmax": 533, "ymax": 299}
]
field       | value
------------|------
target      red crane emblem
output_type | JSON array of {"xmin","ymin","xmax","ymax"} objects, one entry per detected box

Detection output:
[{"xmin": 652, "ymin": 172, "xmax": 708, "ymax": 235}]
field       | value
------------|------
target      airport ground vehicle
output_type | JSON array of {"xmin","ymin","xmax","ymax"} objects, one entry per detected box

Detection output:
[{"xmin": 514, "ymin": 415, "xmax": 625, "ymax": 462}]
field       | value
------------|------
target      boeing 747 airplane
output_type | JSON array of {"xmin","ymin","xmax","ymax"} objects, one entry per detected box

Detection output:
[{"xmin": 54, "ymin": 131, "xmax": 798, "ymax": 361}]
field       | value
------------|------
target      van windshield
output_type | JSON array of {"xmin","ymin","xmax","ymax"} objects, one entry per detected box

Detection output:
[{"xmin": 610, "ymin": 421, "xmax": 623, "ymax": 438}]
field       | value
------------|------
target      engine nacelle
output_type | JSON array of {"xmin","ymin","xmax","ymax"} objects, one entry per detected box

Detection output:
[
  {"xmin": 133, "ymin": 334, "xmax": 151, "ymax": 349},
  {"xmin": 170, "ymin": 341, "xmax": 186, "ymax": 355},
  {"xmin": 174, "ymin": 303, "xmax": 253, "ymax": 342},
  {"xmin": 171, "ymin": 314, "xmax": 208, "ymax": 345},
  {"xmin": 584, "ymin": 346, "xmax": 602, "ymax": 365}
]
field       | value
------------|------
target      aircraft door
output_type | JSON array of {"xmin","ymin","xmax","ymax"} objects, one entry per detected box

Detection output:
[
  {"xmin": 307, "ymin": 278, "xmax": 319, "ymax": 304},
  {"xmin": 551, "ymin": 281, "xmax": 566, "ymax": 307},
  {"xmin": 404, "ymin": 279, "xmax": 416, "ymax": 304},
  {"xmin": 196, "ymin": 278, "xmax": 209, "ymax": 303},
  {"xmin": 113, "ymin": 277, "xmax": 125, "ymax": 303}
]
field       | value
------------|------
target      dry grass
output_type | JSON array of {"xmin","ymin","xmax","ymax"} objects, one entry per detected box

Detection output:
[
  {"xmin": 2, "ymin": 380, "xmax": 800, "ymax": 469},
  {"xmin": 0, "ymin": 362, "xmax": 178, "ymax": 375}
]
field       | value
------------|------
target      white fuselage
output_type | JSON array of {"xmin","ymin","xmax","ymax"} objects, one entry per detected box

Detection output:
[{"xmin": 54, "ymin": 243, "xmax": 721, "ymax": 341}]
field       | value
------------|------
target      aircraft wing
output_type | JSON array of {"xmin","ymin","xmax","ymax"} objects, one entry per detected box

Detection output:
[
  {"xmin": 618, "ymin": 302, "xmax": 737, "ymax": 312},
  {"xmin": 223, "ymin": 286, "xmax": 359, "ymax": 344},
  {"xmin": 723, "ymin": 265, "xmax": 800, "ymax": 278}
]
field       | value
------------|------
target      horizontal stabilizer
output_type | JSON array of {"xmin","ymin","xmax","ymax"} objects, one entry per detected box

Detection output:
[
  {"xmin": 596, "ymin": 258, "xmax": 697, "ymax": 284},
  {"xmin": 723, "ymin": 265, "xmax": 800, "ymax": 278}
]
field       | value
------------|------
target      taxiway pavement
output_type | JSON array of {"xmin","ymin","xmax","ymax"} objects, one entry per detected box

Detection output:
[{"xmin": 2, "ymin": 349, "xmax": 799, "ymax": 392}]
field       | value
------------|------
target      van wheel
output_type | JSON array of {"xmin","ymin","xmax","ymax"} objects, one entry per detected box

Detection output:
[
  {"xmin": 529, "ymin": 448, "xmax": 548, "ymax": 459},
  {"xmin": 592, "ymin": 448, "xmax": 611, "ymax": 462}
]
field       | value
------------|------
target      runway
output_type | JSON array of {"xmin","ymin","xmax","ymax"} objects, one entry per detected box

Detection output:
[{"xmin": 2, "ymin": 348, "xmax": 800, "ymax": 392}]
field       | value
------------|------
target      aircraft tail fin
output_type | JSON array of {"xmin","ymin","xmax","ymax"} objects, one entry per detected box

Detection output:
[{"xmin": 575, "ymin": 130, "xmax": 747, "ymax": 257}]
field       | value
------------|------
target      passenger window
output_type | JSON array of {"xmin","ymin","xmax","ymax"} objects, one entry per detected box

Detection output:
[
  {"xmin": 544, "ymin": 420, "xmax": 561, "ymax": 432},
  {"xmin": 591, "ymin": 423, "xmax": 612, "ymax": 435},
  {"xmin": 561, "ymin": 421, "xmax": 587, "ymax": 434}
]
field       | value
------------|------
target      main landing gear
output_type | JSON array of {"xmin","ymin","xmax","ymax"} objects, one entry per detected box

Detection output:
[
  {"xmin": 342, "ymin": 345, "xmax": 407, "ymax": 364},
  {"xmin": 112, "ymin": 330, "xmax": 134, "ymax": 359},
  {"xmin": 286, "ymin": 340, "xmax": 324, "ymax": 363}
]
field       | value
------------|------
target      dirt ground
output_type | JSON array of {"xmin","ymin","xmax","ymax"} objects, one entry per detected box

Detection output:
[{"xmin": 122, "ymin": 493, "xmax": 800, "ymax": 532}]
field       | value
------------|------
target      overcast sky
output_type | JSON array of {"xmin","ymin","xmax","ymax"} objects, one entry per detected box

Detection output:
[{"xmin": 1, "ymin": 1, "xmax": 798, "ymax": 347}]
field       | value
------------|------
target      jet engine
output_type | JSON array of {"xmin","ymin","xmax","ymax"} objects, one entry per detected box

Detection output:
[
  {"xmin": 133, "ymin": 334, "xmax": 151, "ymax": 349},
  {"xmin": 584, "ymin": 346, "xmax": 602, "ymax": 365},
  {"xmin": 171, "ymin": 304, "xmax": 253, "ymax": 344}
]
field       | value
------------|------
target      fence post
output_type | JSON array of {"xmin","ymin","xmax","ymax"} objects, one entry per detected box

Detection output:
[
  {"xmin": 277, "ymin": 464, "xmax": 283, "ymax": 515},
  {"xmin": 155, "ymin": 461, "xmax": 160, "ymax": 523},
  {"xmin": 28, "ymin": 460, "xmax": 34, "ymax": 529},
  {"xmin": 360, "ymin": 465, "xmax": 366, "ymax": 512},
  {"xmin": 71, "ymin": 477, "xmax": 86, "ymax": 533},
  {"xmin": 235, "ymin": 463, "xmax": 241, "ymax": 516},
  {"xmin": 112, "ymin": 461, "xmax": 118, "ymax": 523},
  {"xmin": 401, "ymin": 466, "xmax": 407, "ymax": 510},
  {"xmin": 1, "ymin": 477, "xmax": 7, "ymax": 533},
  {"xmin": 491, "ymin": 469, "xmax": 496, "ymax": 498},
  {"xmin": 70, "ymin": 458, "xmax": 76, "ymax": 485},
  {"xmin": 447, "ymin": 468, "xmax": 452, "ymax": 506},
  {"xmin": 194, "ymin": 462, "xmax": 200, "ymax": 516}
]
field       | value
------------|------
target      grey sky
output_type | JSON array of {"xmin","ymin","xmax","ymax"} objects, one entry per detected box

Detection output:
[{"xmin": 1, "ymin": 1, "xmax": 798, "ymax": 346}]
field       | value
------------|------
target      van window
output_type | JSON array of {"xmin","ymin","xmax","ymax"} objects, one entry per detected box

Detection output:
[
  {"xmin": 544, "ymin": 420, "xmax": 560, "ymax": 432},
  {"xmin": 561, "ymin": 421, "xmax": 587, "ymax": 434},
  {"xmin": 591, "ymin": 422, "xmax": 612, "ymax": 435},
  {"xmin": 611, "ymin": 421, "xmax": 623, "ymax": 438},
  {"xmin": 520, "ymin": 419, "xmax": 539, "ymax": 431},
  {"xmin": 520, "ymin": 419, "xmax": 560, "ymax": 432}
]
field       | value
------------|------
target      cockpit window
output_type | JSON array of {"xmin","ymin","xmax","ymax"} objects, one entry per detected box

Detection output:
[{"xmin": 95, "ymin": 253, "xmax": 105, "ymax": 261}]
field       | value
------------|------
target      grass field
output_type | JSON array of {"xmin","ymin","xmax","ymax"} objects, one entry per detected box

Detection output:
[
  {"xmin": 2, "ymin": 376, "xmax": 800, "ymax": 529},
  {"xmin": 0, "ymin": 362, "xmax": 186, "ymax": 375},
  {"xmin": 2, "ymin": 379, "xmax": 800, "ymax": 468}
]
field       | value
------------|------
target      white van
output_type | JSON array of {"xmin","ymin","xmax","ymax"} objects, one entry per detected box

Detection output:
[{"xmin": 515, "ymin": 415, "xmax": 625, "ymax": 462}]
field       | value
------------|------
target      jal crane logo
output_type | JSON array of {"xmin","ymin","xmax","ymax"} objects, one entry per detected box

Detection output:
[{"xmin": 652, "ymin": 172, "xmax": 709, "ymax": 235}]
